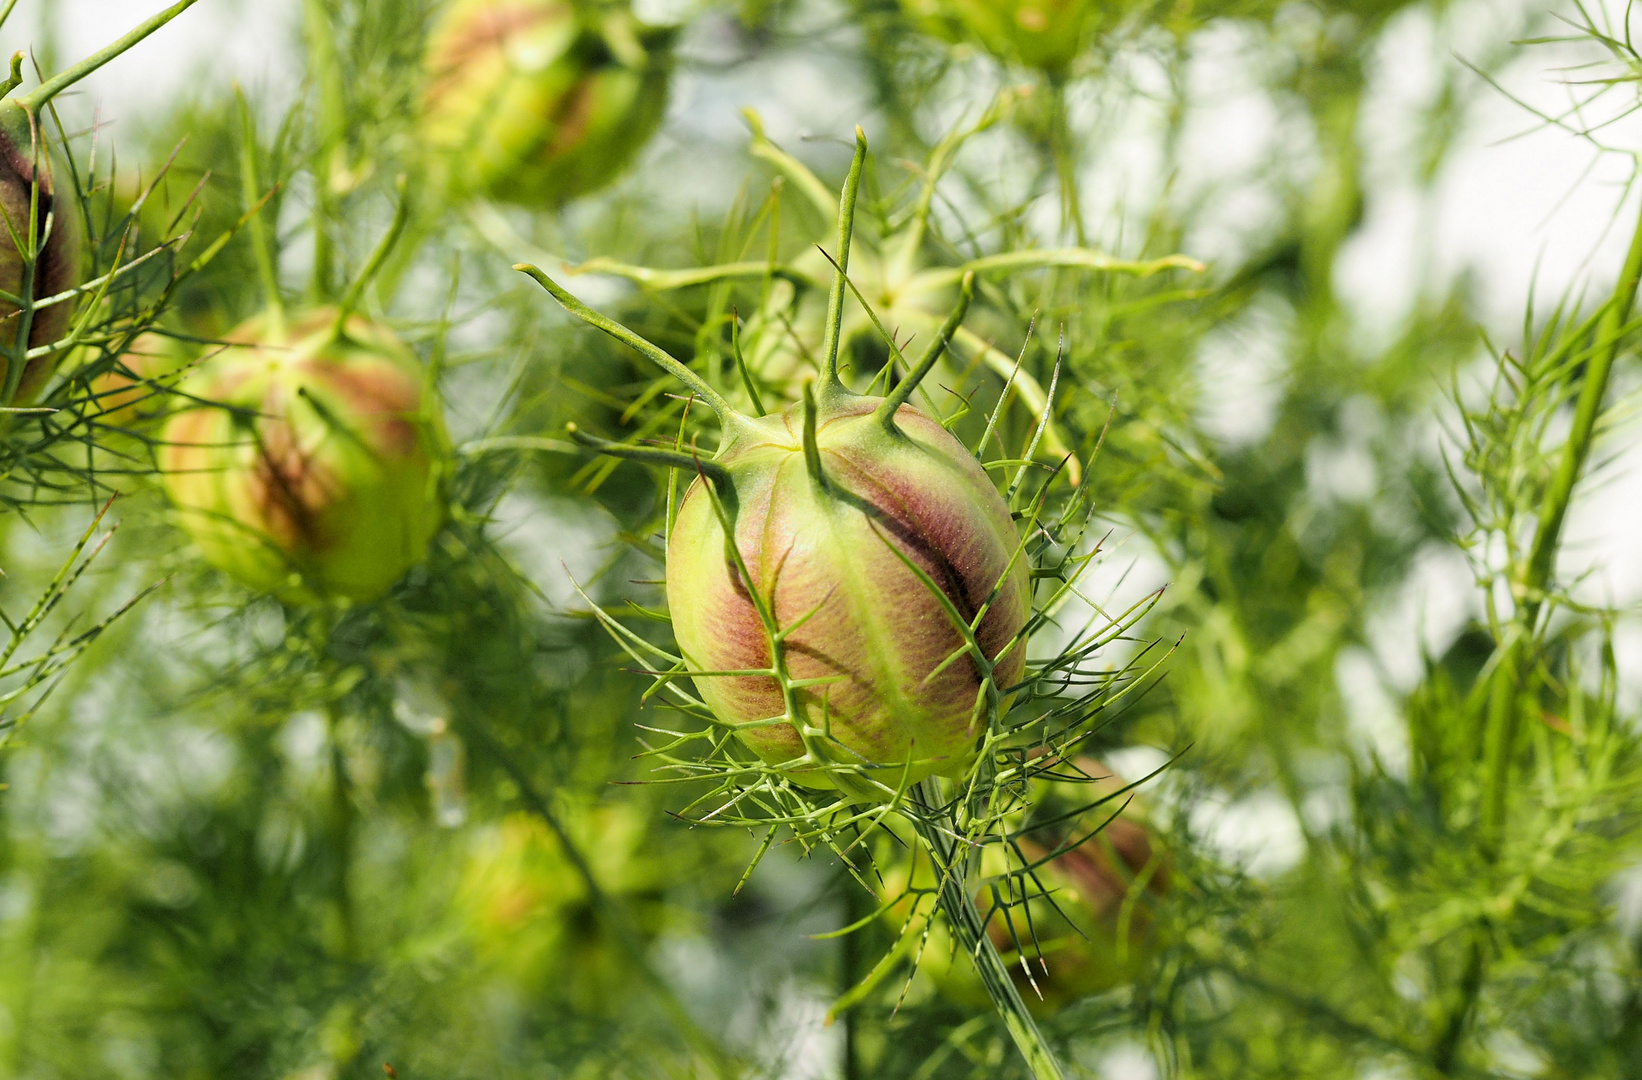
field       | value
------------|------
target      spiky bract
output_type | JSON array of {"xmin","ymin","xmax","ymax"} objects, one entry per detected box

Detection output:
[
  {"xmin": 421, "ymin": 0, "xmax": 673, "ymax": 207},
  {"xmin": 667, "ymin": 393, "xmax": 1029, "ymax": 787},
  {"xmin": 85, "ymin": 331, "xmax": 194, "ymax": 428},
  {"xmin": 884, "ymin": 776, "xmax": 1169, "ymax": 1011},
  {"xmin": 160, "ymin": 308, "xmax": 447, "ymax": 603}
]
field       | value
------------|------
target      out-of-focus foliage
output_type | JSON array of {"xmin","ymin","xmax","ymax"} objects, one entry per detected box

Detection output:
[{"xmin": 0, "ymin": 0, "xmax": 1639, "ymax": 1076}]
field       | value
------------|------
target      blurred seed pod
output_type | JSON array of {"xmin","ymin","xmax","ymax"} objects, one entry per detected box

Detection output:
[
  {"xmin": 880, "ymin": 759, "xmax": 1170, "ymax": 1011},
  {"xmin": 83, "ymin": 331, "xmax": 196, "ymax": 429},
  {"xmin": 458, "ymin": 808, "xmax": 668, "ymax": 1007},
  {"xmin": 421, "ymin": 0, "xmax": 675, "ymax": 207},
  {"xmin": 160, "ymin": 308, "xmax": 448, "ymax": 603},
  {"xmin": 0, "ymin": 102, "xmax": 83, "ymax": 402},
  {"xmin": 898, "ymin": 0, "xmax": 1121, "ymax": 72}
]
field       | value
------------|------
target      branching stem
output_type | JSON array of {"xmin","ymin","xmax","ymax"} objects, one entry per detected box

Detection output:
[
  {"xmin": 907, "ymin": 780, "xmax": 1068, "ymax": 1080},
  {"xmin": 1481, "ymin": 191, "xmax": 1642, "ymax": 846}
]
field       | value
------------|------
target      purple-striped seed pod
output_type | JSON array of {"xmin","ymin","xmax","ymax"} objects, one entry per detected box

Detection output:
[
  {"xmin": 84, "ymin": 331, "xmax": 194, "ymax": 428},
  {"xmin": 880, "ymin": 763, "xmax": 1171, "ymax": 1011},
  {"xmin": 665, "ymin": 393, "xmax": 1030, "ymax": 789},
  {"xmin": 160, "ymin": 308, "xmax": 448, "ymax": 603},
  {"xmin": 523, "ymin": 137, "xmax": 1033, "ymax": 797},
  {"xmin": 421, "ymin": 0, "xmax": 674, "ymax": 207}
]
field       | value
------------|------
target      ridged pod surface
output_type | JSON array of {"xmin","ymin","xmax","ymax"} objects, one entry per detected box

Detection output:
[
  {"xmin": 421, "ymin": 0, "xmax": 672, "ymax": 206},
  {"xmin": 160, "ymin": 308, "xmax": 447, "ymax": 602},
  {"xmin": 667, "ymin": 393, "xmax": 1029, "ymax": 786},
  {"xmin": 0, "ymin": 101, "xmax": 82, "ymax": 402}
]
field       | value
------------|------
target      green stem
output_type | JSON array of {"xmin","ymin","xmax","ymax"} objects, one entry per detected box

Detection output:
[
  {"xmin": 1523, "ymin": 205, "xmax": 1642, "ymax": 614},
  {"xmin": 1429, "ymin": 933, "xmax": 1485, "ymax": 1075},
  {"xmin": 1480, "ymin": 193, "xmax": 1642, "ymax": 845},
  {"xmin": 23, "ymin": 0, "xmax": 206, "ymax": 108},
  {"xmin": 235, "ymin": 90, "xmax": 284, "ymax": 332},
  {"xmin": 324, "ymin": 699, "xmax": 357, "ymax": 962},
  {"xmin": 875, "ymin": 272, "xmax": 972, "ymax": 429},
  {"xmin": 302, "ymin": 0, "xmax": 345, "ymax": 302},
  {"xmin": 817, "ymin": 127, "xmax": 867, "ymax": 394},
  {"xmin": 840, "ymin": 862, "xmax": 865, "ymax": 1080},
  {"xmin": 334, "ymin": 176, "xmax": 410, "ymax": 325},
  {"xmin": 908, "ymin": 781, "xmax": 1068, "ymax": 1080},
  {"xmin": 516, "ymin": 264, "xmax": 743, "ymax": 426},
  {"xmin": 459, "ymin": 715, "xmax": 739, "ymax": 1079},
  {"xmin": 566, "ymin": 422, "xmax": 731, "ymax": 486}
]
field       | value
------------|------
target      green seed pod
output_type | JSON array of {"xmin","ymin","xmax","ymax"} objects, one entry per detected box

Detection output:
[
  {"xmin": 160, "ymin": 308, "xmax": 448, "ymax": 603},
  {"xmin": 421, "ymin": 0, "xmax": 674, "ymax": 207},
  {"xmin": 523, "ymin": 148, "xmax": 1032, "ymax": 795},
  {"xmin": 84, "ymin": 331, "xmax": 194, "ymax": 429},
  {"xmin": 899, "ymin": 0, "xmax": 1113, "ymax": 72},
  {"xmin": 0, "ymin": 100, "xmax": 82, "ymax": 402},
  {"xmin": 460, "ymin": 808, "xmax": 665, "ymax": 1003},
  {"xmin": 666, "ymin": 392, "xmax": 1030, "ymax": 788}
]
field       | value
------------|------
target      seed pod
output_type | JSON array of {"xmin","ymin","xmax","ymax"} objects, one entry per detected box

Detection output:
[
  {"xmin": 666, "ymin": 393, "xmax": 1030, "ymax": 788},
  {"xmin": 899, "ymin": 0, "xmax": 1112, "ymax": 72},
  {"xmin": 85, "ymin": 331, "xmax": 194, "ymax": 429},
  {"xmin": 459, "ymin": 808, "xmax": 667, "ymax": 1006},
  {"xmin": 160, "ymin": 308, "xmax": 448, "ymax": 603},
  {"xmin": 882, "ymin": 762, "xmax": 1171, "ymax": 1010},
  {"xmin": 522, "ymin": 175, "xmax": 1027, "ymax": 793},
  {"xmin": 421, "ymin": 0, "xmax": 674, "ymax": 207},
  {"xmin": 0, "ymin": 101, "xmax": 82, "ymax": 402}
]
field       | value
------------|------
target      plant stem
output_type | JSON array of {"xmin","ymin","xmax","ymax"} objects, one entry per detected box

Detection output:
[
  {"xmin": 908, "ymin": 781, "xmax": 1068, "ymax": 1080},
  {"xmin": 1447, "ymin": 177, "xmax": 1642, "ymax": 1079},
  {"xmin": 22, "ymin": 0, "xmax": 206, "ymax": 108},
  {"xmin": 1480, "ymin": 191, "xmax": 1642, "ymax": 845},
  {"xmin": 1429, "ymin": 932, "xmax": 1484, "ymax": 1075},
  {"xmin": 840, "ymin": 860, "xmax": 864, "ymax": 1080},
  {"xmin": 324, "ymin": 698, "xmax": 357, "ymax": 962},
  {"xmin": 302, "ymin": 0, "xmax": 345, "ymax": 302}
]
